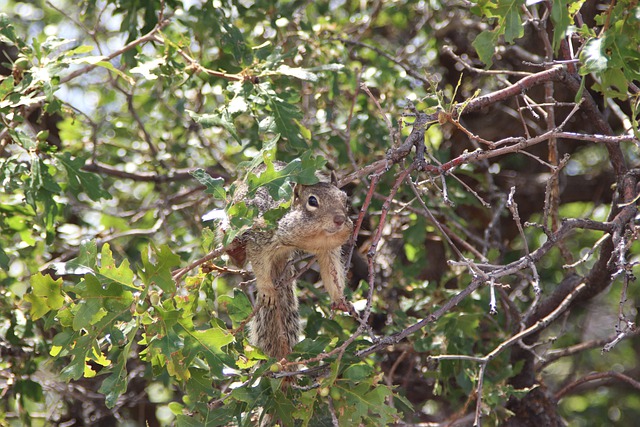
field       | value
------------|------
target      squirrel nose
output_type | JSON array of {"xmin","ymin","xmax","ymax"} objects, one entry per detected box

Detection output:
[{"xmin": 333, "ymin": 214, "xmax": 345, "ymax": 227}]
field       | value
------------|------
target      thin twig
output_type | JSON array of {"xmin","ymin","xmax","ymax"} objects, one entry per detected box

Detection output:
[
  {"xmin": 506, "ymin": 187, "xmax": 540, "ymax": 294},
  {"xmin": 60, "ymin": 19, "xmax": 171, "ymax": 84},
  {"xmin": 472, "ymin": 282, "xmax": 587, "ymax": 425},
  {"xmin": 555, "ymin": 371, "xmax": 640, "ymax": 400},
  {"xmin": 172, "ymin": 245, "xmax": 227, "ymax": 282}
]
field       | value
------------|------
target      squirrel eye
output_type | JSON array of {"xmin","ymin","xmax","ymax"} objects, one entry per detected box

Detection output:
[{"xmin": 307, "ymin": 195, "xmax": 319, "ymax": 208}]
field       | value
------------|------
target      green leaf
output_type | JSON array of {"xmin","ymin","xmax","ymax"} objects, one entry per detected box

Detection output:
[
  {"xmin": 224, "ymin": 201, "xmax": 258, "ymax": 245},
  {"xmin": 67, "ymin": 45, "xmax": 95, "ymax": 55},
  {"xmin": 272, "ymin": 390, "xmax": 296, "ymax": 426},
  {"xmin": 177, "ymin": 402, "xmax": 237, "ymax": 426},
  {"xmin": 99, "ymin": 363, "xmax": 128, "ymax": 408},
  {"xmin": 298, "ymin": 120, "xmax": 311, "ymax": 140},
  {"xmin": 497, "ymin": 0, "xmax": 524, "ymax": 43},
  {"xmin": 343, "ymin": 363, "xmax": 373, "ymax": 381},
  {"xmin": 594, "ymin": 67, "xmax": 629, "ymax": 100},
  {"xmin": 472, "ymin": 30, "xmax": 498, "ymax": 67},
  {"xmin": 393, "ymin": 392, "xmax": 415, "ymax": 415},
  {"xmin": 60, "ymin": 358, "xmax": 85, "ymax": 381},
  {"xmin": 55, "ymin": 152, "xmax": 112, "ymax": 201},
  {"xmin": 187, "ymin": 109, "xmax": 241, "ymax": 144},
  {"xmin": 60, "ymin": 334, "xmax": 94, "ymax": 381},
  {"xmin": 98, "ymin": 243, "xmax": 137, "ymax": 290},
  {"xmin": 574, "ymin": 75, "xmax": 586, "ymax": 103},
  {"xmin": 0, "ymin": 75, "xmax": 15, "ymax": 105},
  {"xmin": 215, "ymin": 11, "xmax": 248, "ymax": 62},
  {"xmin": 51, "ymin": 330, "xmax": 76, "ymax": 355},
  {"xmin": 99, "ymin": 334, "xmax": 135, "ymax": 408},
  {"xmin": 472, "ymin": 0, "xmax": 525, "ymax": 66},
  {"xmin": 187, "ymin": 325, "xmax": 235, "ymax": 355},
  {"xmin": 246, "ymin": 158, "xmax": 290, "ymax": 201},
  {"xmin": 363, "ymin": 384, "xmax": 392, "ymax": 405},
  {"xmin": 25, "ymin": 155, "xmax": 60, "ymax": 239},
  {"xmin": 140, "ymin": 244, "xmax": 180, "ymax": 293},
  {"xmin": 14, "ymin": 379, "xmax": 44, "ymax": 402},
  {"xmin": 340, "ymin": 383, "xmax": 370, "ymax": 422},
  {"xmin": 230, "ymin": 385, "xmax": 262, "ymax": 404},
  {"xmin": 180, "ymin": 323, "xmax": 235, "ymax": 378},
  {"xmin": 0, "ymin": 245, "xmax": 8, "ymax": 270},
  {"xmin": 11, "ymin": 128, "xmax": 37, "ymax": 150},
  {"xmin": 257, "ymin": 85, "xmax": 306, "ymax": 148},
  {"xmin": 24, "ymin": 273, "xmax": 64, "ymax": 319},
  {"xmin": 246, "ymin": 156, "xmax": 324, "ymax": 203},
  {"xmin": 72, "ymin": 275, "xmax": 107, "ymax": 331},
  {"xmin": 292, "ymin": 153, "xmax": 328, "ymax": 184},
  {"xmin": 217, "ymin": 289, "xmax": 252, "ymax": 325},
  {"xmin": 59, "ymin": 240, "xmax": 98, "ymax": 275},
  {"xmin": 0, "ymin": 13, "xmax": 22, "ymax": 45},
  {"xmin": 294, "ymin": 336, "xmax": 332, "ymax": 357},
  {"xmin": 191, "ymin": 169, "xmax": 227, "ymax": 200},
  {"xmin": 293, "ymin": 388, "xmax": 318, "ymax": 426},
  {"xmin": 550, "ymin": 0, "xmax": 571, "ymax": 52},
  {"xmin": 184, "ymin": 369, "xmax": 215, "ymax": 406}
]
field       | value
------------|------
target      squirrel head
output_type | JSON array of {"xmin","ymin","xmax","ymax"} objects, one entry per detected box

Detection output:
[{"xmin": 279, "ymin": 178, "xmax": 353, "ymax": 252}]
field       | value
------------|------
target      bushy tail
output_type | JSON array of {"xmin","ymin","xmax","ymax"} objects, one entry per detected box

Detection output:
[{"xmin": 249, "ymin": 282, "xmax": 300, "ymax": 360}]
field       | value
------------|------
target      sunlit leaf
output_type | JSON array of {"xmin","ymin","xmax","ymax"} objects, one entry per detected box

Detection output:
[
  {"xmin": 98, "ymin": 243, "xmax": 137, "ymax": 290},
  {"xmin": 130, "ymin": 57, "xmax": 164, "ymax": 80},
  {"xmin": 70, "ymin": 55, "xmax": 134, "ymax": 84},
  {"xmin": 24, "ymin": 273, "xmax": 64, "ymax": 320},
  {"xmin": 273, "ymin": 64, "xmax": 318, "ymax": 81}
]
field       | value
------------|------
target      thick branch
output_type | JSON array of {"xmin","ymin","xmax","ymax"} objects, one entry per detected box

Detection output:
[{"xmin": 459, "ymin": 66, "xmax": 565, "ymax": 114}]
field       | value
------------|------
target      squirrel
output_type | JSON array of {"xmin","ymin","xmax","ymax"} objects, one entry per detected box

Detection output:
[{"xmin": 229, "ymin": 166, "xmax": 353, "ymax": 360}]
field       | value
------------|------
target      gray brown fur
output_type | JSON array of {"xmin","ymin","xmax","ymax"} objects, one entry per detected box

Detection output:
[{"xmin": 241, "ymin": 171, "xmax": 353, "ymax": 360}]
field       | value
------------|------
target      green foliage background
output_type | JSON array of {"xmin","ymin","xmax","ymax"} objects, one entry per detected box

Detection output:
[{"xmin": 1, "ymin": 0, "xmax": 639, "ymax": 426}]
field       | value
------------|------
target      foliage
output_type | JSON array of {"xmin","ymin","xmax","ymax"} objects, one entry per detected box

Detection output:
[{"xmin": 1, "ymin": 0, "xmax": 639, "ymax": 426}]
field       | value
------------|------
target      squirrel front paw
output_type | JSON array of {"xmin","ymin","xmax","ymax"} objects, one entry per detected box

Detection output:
[{"xmin": 330, "ymin": 298, "xmax": 350, "ymax": 312}]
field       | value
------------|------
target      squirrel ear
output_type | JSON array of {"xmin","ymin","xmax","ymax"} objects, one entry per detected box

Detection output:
[
  {"xmin": 330, "ymin": 171, "xmax": 338, "ymax": 186},
  {"xmin": 293, "ymin": 183, "xmax": 302, "ymax": 201}
]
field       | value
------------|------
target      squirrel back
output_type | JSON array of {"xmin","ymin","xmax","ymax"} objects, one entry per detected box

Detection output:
[{"xmin": 239, "ymin": 170, "xmax": 353, "ymax": 360}]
